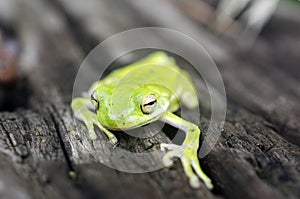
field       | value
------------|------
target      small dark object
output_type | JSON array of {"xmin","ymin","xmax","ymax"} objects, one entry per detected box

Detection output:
[
  {"xmin": 0, "ymin": 30, "xmax": 23, "ymax": 110},
  {"xmin": 0, "ymin": 32, "xmax": 19, "ymax": 84}
]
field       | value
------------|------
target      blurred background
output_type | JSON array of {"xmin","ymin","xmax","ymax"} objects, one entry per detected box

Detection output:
[{"xmin": 0, "ymin": 0, "xmax": 299, "ymax": 199}]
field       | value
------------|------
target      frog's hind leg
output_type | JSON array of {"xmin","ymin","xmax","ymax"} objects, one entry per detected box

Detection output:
[{"xmin": 71, "ymin": 97, "xmax": 118, "ymax": 145}]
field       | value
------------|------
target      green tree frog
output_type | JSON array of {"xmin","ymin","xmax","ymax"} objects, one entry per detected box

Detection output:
[{"xmin": 71, "ymin": 52, "xmax": 213, "ymax": 189}]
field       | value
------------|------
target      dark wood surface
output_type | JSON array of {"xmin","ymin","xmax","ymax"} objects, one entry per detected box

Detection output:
[{"xmin": 0, "ymin": 0, "xmax": 299, "ymax": 199}]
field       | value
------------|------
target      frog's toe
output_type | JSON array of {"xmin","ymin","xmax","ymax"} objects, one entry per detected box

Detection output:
[
  {"xmin": 160, "ymin": 143, "xmax": 181, "ymax": 152},
  {"xmin": 191, "ymin": 157, "xmax": 214, "ymax": 189},
  {"xmin": 190, "ymin": 175, "xmax": 201, "ymax": 188},
  {"xmin": 162, "ymin": 155, "xmax": 174, "ymax": 167},
  {"xmin": 162, "ymin": 148, "xmax": 184, "ymax": 167},
  {"xmin": 177, "ymin": 147, "xmax": 214, "ymax": 189},
  {"xmin": 109, "ymin": 136, "xmax": 118, "ymax": 146},
  {"xmin": 89, "ymin": 130, "xmax": 97, "ymax": 140}
]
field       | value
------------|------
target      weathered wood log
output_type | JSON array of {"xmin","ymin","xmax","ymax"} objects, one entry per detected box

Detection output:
[{"xmin": 0, "ymin": 0, "xmax": 299, "ymax": 199}]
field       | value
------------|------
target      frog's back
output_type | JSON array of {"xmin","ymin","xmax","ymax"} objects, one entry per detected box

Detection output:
[{"xmin": 102, "ymin": 52, "xmax": 193, "ymax": 92}]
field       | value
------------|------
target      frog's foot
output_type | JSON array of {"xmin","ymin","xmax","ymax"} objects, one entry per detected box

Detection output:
[
  {"xmin": 84, "ymin": 120, "xmax": 117, "ymax": 145},
  {"xmin": 88, "ymin": 130, "xmax": 97, "ymax": 140},
  {"xmin": 93, "ymin": 122, "xmax": 118, "ymax": 145},
  {"xmin": 79, "ymin": 116, "xmax": 118, "ymax": 145},
  {"xmin": 72, "ymin": 97, "xmax": 118, "ymax": 145},
  {"xmin": 84, "ymin": 116, "xmax": 118, "ymax": 145},
  {"xmin": 161, "ymin": 143, "xmax": 213, "ymax": 189}
]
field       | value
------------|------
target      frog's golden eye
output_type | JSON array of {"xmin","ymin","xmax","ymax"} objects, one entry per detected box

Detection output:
[
  {"xmin": 91, "ymin": 92, "xmax": 99, "ymax": 110},
  {"xmin": 141, "ymin": 94, "xmax": 157, "ymax": 114}
]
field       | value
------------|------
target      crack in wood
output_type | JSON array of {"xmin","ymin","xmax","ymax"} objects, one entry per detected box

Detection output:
[{"xmin": 48, "ymin": 104, "xmax": 76, "ymax": 174}]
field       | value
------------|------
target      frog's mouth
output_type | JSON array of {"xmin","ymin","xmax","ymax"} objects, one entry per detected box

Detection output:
[
  {"xmin": 104, "ymin": 104, "xmax": 168, "ymax": 131},
  {"xmin": 134, "ymin": 103, "xmax": 170, "ymax": 128}
]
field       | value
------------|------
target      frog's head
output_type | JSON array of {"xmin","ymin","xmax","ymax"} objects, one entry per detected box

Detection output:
[{"xmin": 92, "ymin": 84, "xmax": 172, "ymax": 130}]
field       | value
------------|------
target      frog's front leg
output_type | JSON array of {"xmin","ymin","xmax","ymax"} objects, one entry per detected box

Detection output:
[
  {"xmin": 71, "ymin": 97, "xmax": 118, "ymax": 145},
  {"xmin": 160, "ymin": 112, "xmax": 213, "ymax": 189}
]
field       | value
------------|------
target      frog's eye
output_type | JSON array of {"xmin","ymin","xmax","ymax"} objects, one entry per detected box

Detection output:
[
  {"xmin": 91, "ymin": 92, "xmax": 99, "ymax": 110},
  {"xmin": 141, "ymin": 94, "xmax": 157, "ymax": 114}
]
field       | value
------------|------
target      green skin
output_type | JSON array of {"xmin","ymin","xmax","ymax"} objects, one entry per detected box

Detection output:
[{"xmin": 71, "ymin": 52, "xmax": 213, "ymax": 189}]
